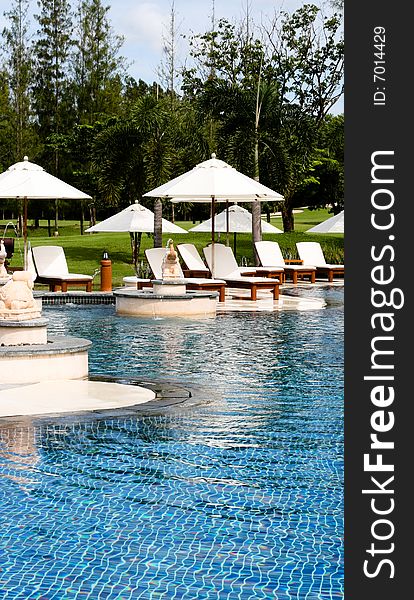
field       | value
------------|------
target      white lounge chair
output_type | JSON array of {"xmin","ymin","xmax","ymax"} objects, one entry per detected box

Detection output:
[
  {"xmin": 203, "ymin": 244, "xmax": 281, "ymax": 301},
  {"xmin": 255, "ymin": 241, "xmax": 316, "ymax": 284},
  {"xmin": 179, "ymin": 242, "xmax": 283, "ymax": 280},
  {"xmin": 31, "ymin": 245, "xmax": 93, "ymax": 292},
  {"xmin": 145, "ymin": 247, "xmax": 227, "ymax": 302},
  {"xmin": 122, "ymin": 275, "xmax": 153, "ymax": 289},
  {"xmin": 177, "ymin": 243, "xmax": 210, "ymax": 277},
  {"xmin": 296, "ymin": 242, "xmax": 344, "ymax": 282}
]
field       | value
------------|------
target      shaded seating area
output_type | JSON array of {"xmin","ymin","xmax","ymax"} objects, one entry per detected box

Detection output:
[
  {"xmin": 255, "ymin": 241, "xmax": 316, "ymax": 284},
  {"xmin": 296, "ymin": 242, "xmax": 344, "ymax": 282},
  {"xmin": 31, "ymin": 245, "xmax": 93, "ymax": 292},
  {"xmin": 203, "ymin": 244, "xmax": 281, "ymax": 301},
  {"xmin": 145, "ymin": 247, "xmax": 227, "ymax": 302},
  {"xmin": 179, "ymin": 242, "xmax": 284, "ymax": 280}
]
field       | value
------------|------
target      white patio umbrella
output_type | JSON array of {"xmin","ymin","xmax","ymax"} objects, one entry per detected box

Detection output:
[
  {"xmin": 143, "ymin": 154, "xmax": 284, "ymax": 275},
  {"xmin": 306, "ymin": 210, "xmax": 344, "ymax": 233},
  {"xmin": 189, "ymin": 204, "xmax": 282, "ymax": 254},
  {"xmin": 85, "ymin": 201, "xmax": 187, "ymax": 266},
  {"xmin": 0, "ymin": 156, "xmax": 91, "ymax": 269}
]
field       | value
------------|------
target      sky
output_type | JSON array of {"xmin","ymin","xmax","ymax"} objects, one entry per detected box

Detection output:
[{"xmin": 0, "ymin": 0, "xmax": 343, "ymax": 114}]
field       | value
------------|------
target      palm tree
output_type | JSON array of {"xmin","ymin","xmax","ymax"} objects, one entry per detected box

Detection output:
[
  {"xmin": 91, "ymin": 94, "xmax": 207, "ymax": 256},
  {"xmin": 195, "ymin": 78, "xmax": 287, "ymax": 262}
]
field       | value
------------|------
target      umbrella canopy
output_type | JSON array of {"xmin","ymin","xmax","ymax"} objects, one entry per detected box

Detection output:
[
  {"xmin": 85, "ymin": 202, "xmax": 187, "ymax": 234},
  {"xmin": 306, "ymin": 210, "xmax": 344, "ymax": 233},
  {"xmin": 143, "ymin": 154, "xmax": 284, "ymax": 201},
  {"xmin": 143, "ymin": 154, "xmax": 284, "ymax": 276},
  {"xmin": 85, "ymin": 201, "xmax": 187, "ymax": 269},
  {"xmin": 189, "ymin": 204, "xmax": 282, "ymax": 255},
  {"xmin": 0, "ymin": 156, "xmax": 91, "ymax": 268},
  {"xmin": 0, "ymin": 156, "xmax": 92, "ymax": 200},
  {"xmin": 189, "ymin": 204, "xmax": 283, "ymax": 234}
]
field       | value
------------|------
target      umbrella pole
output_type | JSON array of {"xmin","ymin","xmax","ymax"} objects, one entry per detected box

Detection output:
[
  {"xmin": 23, "ymin": 197, "xmax": 28, "ymax": 271},
  {"xmin": 211, "ymin": 196, "xmax": 216, "ymax": 278},
  {"xmin": 234, "ymin": 232, "xmax": 237, "ymax": 257},
  {"xmin": 134, "ymin": 231, "xmax": 138, "ymax": 271},
  {"xmin": 226, "ymin": 200, "xmax": 229, "ymax": 247}
]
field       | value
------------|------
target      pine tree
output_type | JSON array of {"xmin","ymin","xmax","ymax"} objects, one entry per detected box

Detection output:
[
  {"xmin": 158, "ymin": 1, "xmax": 182, "ymax": 105},
  {"xmin": 32, "ymin": 0, "xmax": 74, "ymax": 233},
  {"xmin": 2, "ymin": 0, "xmax": 34, "ymax": 161},
  {"xmin": 32, "ymin": 0, "xmax": 74, "ymax": 150},
  {"xmin": 71, "ymin": 0, "xmax": 125, "ymax": 124}
]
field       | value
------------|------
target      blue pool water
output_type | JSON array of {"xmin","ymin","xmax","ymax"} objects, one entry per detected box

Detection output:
[{"xmin": 0, "ymin": 286, "xmax": 343, "ymax": 599}]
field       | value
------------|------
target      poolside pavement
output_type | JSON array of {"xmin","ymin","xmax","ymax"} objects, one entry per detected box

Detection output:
[
  {"xmin": 217, "ymin": 283, "xmax": 330, "ymax": 312},
  {"xmin": 36, "ymin": 280, "xmax": 342, "ymax": 312},
  {"xmin": 0, "ymin": 380, "xmax": 155, "ymax": 418}
]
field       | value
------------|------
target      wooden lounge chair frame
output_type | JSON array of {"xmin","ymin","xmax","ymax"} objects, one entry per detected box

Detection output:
[
  {"xmin": 255, "ymin": 241, "xmax": 316, "ymax": 284},
  {"xmin": 31, "ymin": 246, "xmax": 93, "ymax": 292},
  {"xmin": 180, "ymin": 242, "xmax": 283, "ymax": 283},
  {"xmin": 225, "ymin": 278, "xmax": 279, "ymax": 301},
  {"xmin": 203, "ymin": 244, "xmax": 280, "ymax": 301},
  {"xmin": 177, "ymin": 243, "xmax": 211, "ymax": 278},
  {"xmin": 296, "ymin": 242, "xmax": 344, "ymax": 282}
]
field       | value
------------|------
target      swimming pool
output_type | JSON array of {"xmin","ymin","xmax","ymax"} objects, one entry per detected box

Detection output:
[{"xmin": 0, "ymin": 286, "xmax": 343, "ymax": 599}]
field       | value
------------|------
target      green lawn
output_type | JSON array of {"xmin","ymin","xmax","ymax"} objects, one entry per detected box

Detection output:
[{"xmin": 2, "ymin": 207, "xmax": 344, "ymax": 289}]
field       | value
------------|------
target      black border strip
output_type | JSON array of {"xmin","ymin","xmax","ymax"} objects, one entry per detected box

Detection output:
[{"xmin": 345, "ymin": 1, "xmax": 410, "ymax": 596}]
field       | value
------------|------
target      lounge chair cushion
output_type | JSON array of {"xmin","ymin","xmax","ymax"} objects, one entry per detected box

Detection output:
[
  {"xmin": 123, "ymin": 276, "xmax": 152, "ymax": 286},
  {"xmin": 296, "ymin": 242, "xmax": 344, "ymax": 269},
  {"xmin": 31, "ymin": 246, "xmax": 93, "ymax": 292},
  {"xmin": 203, "ymin": 244, "xmax": 283, "ymax": 279},
  {"xmin": 32, "ymin": 246, "xmax": 92, "ymax": 281},
  {"xmin": 255, "ymin": 241, "xmax": 316, "ymax": 271},
  {"xmin": 177, "ymin": 244, "xmax": 210, "ymax": 274}
]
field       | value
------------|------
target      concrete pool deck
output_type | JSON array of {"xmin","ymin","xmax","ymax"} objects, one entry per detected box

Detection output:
[
  {"xmin": 35, "ymin": 281, "xmax": 343, "ymax": 312},
  {"xmin": 0, "ymin": 380, "xmax": 156, "ymax": 418}
]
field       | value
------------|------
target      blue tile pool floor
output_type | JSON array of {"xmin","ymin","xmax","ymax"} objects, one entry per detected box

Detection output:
[{"xmin": 0, "ymin": 286, "xmax": 343, "ymax": 599}]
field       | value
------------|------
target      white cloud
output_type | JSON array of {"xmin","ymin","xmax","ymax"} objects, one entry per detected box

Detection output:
[{"xmin": 116, "ymin": 2, "xmax": 165, "ymax": 53}]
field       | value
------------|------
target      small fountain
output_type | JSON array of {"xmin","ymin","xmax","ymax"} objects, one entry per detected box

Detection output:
[
  {"xmin": 0, "ymin": 269, "xmax": 156, "ymax": 413},
  {"xmin": 0, "ymin": 269, "xmax": 91, "ymax": 383},
  {"xmin": 0, "ymin": 219, "xmax": 89, "ymax": 387},
  {"xmin": 0, "ymin": 213, "xmax": 155, "ymax": 417},
  {"xmin": 114, "ymin": 240, "xmax": 218, "ymax": 318}
]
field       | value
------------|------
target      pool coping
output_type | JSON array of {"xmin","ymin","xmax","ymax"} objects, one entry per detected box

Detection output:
[
  {"xmin": 34, "ymin": 281, "xmax": 343, "ymax": 308},
  {"xmin": 0, "ymin": 375, "xmax": 214, "ymax": 425}
]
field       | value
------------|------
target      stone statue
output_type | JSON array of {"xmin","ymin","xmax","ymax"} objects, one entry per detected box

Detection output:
[
  {"xmin": 161, "ymin": 240, "xmax": 182, "ymax": 280},
  {"xmin": 0, "ymin": 271, "xmax": 41, "ymax": 320}
]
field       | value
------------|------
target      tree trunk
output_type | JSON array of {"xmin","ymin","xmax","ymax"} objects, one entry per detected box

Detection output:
[
  {"xmin": 89, "ymin": 204, "xmax": 96, "ymax": 227},
  {"xmin": 251, "ymin": 201, "xmax": 262, "ymax": 265},
  {"xmin": 153, "ymin": 198, "xmax": 163, "ymax": 247},
  {"xmin": 80, "ymin": 203, "xmax": 84, "ymax": 235},
  {"xmin": 252, "ymin": 61, "xmax": 263, "ymax": 266},
  {"xmin": 281, "ymin": 201, "xmax": 294, "ymax": 232},
  {"xmin": 54, "ymin": 199, "xmax": 59, "ymax": 234},
  {"xmin": 17, "ymin": 201, "xmax": 23, "ymax": 234}
]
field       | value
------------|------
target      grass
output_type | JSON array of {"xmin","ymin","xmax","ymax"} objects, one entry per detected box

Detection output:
[{"xmin": 2, "ymin": 207, "xmax": 344, "ymax": 289}]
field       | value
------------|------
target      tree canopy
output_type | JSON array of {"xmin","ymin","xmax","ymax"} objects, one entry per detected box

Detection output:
[{"xmin": 0, "ymin": 1, "xmax": 344, "ymax": 242}]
